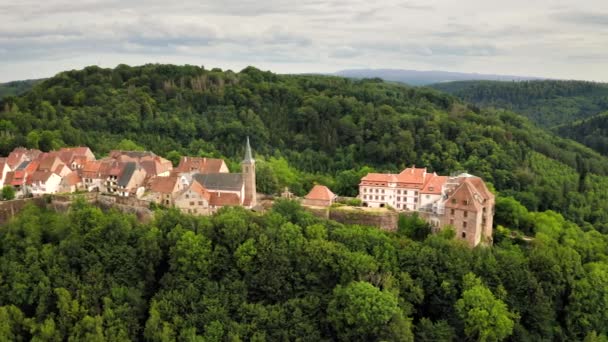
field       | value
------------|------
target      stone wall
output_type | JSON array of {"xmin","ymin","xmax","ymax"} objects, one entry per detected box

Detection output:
[
  {"xmin": 328, "ymin": 206, "xmax": 398, "ymax": 231},
  {"xmin": 0, "ymin": 198, "xmax": 46, "ymax": 225}
]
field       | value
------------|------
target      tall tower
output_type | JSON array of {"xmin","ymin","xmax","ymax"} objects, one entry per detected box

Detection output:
[{"xmin": 242, "ymin": 136, "xmax": 257, "ymax": 207}]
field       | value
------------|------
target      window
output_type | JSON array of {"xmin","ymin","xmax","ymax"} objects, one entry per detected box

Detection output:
[
  {"xmin": 414, "ymin": 198, "xmax": 418, "ymax": 203},
  {"xmin": 426, "ymin": 195, "xmax": 430, "ymax": 199},
  {"xmin": 194, "ymin": 209, "xmax": 198, "ymax": 213},
  {"xmin": 397, "ymin": 190, "xmax": 401, "ymax": 194},
  {"xmin": 375, "ymin": 189, "xmax": 379, "ymax": 193},
  {"xmin": 464, "ymin": 211, "xmax": 468, "ymax": 218},
  {"xmin": 397, "ymin": 196, "xmax": 401, "ymax": 202},
  {"xmin": 198, "ymin": 201, "xmax": 203, "ymax": 205},
  {"xmin": 364, "ymin": 188, "xmax": 367, "ymax": 193},
  {"xmin": 188, "ymin": 209, "xmax": 192, "ymax": 213},
  {"xmin": 451, "ymin": 198, "xmax": 456, "ymax": 204},
  {"xmin": 451, "ymin": 209, "xmax": 455, "ymax": 215},
  {"xmin": 375, "ymin": 196, "xmax": 378, "ymax": 200},
  {"xmin": 415, "ymin": 191, "xmax": 418, "ymax": 196},
  {"xmin": 190, "ymin": 201, "xmax": 195, "ymax": 206},
  {"xmin": 462, "ymin": 232, "xmax": 466, "ymax": 238},
  {"xmin": 186, "ymin": 194, "xmax": 189, "ymax": 198},
  {"xmin": 381, "ymin": 196, "xmax": 385, "ymax": 200},
  {"xmin": 381, "ymin": 189, "xmax": 385, "ymax": 194},
  {"xmin": 463, "ymin": 222, "xmax": 467, "ymax": 229}
]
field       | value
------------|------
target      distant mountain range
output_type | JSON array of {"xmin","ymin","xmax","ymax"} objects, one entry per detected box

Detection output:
[{"xmin": 335, "ymin": 68, "xmax": 544, "ymax": 86}]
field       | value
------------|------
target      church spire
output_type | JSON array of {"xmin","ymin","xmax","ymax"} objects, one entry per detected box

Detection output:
[{"xmin": 243, "ymin": 136, "xmax": 254, "ymax": 163}]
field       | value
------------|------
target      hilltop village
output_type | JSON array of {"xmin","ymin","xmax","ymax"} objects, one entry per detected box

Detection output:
[{"xmin": 0, "ymin": 139, "xmax": 494, "ymax": 247}]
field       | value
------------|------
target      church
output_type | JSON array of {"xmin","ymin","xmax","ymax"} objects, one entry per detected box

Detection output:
[{"xmin": 152, "ymin": 137, "xmax": 257, "ymax": 215}]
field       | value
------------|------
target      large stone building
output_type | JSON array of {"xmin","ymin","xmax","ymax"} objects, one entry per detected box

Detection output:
[{"xmin": 359, "ymin": 167, "xmax": 495, "ymax": 247}]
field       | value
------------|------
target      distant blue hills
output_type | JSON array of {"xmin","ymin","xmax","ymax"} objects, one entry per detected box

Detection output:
[{"xmin": 335, "ymin": 68, "xmax": 544, "ymax": 86}]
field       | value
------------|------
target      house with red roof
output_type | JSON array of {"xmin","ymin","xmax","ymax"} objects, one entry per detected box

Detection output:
[
  {"xmin": 29, "ymin": 170, "xmax": 62, "ymax": 196},
  {"xmin": 302, "ymin": 185, "xmax": 337, "ymax": 207},
  {"xmin": 359, "ymin": 166, "xmax": 433, "ymax": 211},
  {"xmin": 59, "ymin": 171, "xmax": 83, "ymax": 193},
  {"xmin": 174, "ymin": 156, "xmax": 229, "ymax": 175},
  {"xmin": 441, "ymin": 174, "xmax": 495, "ymax": 247},
  {"xmin": 174, "ymin": 181, "xmax": 212, "ymax": 215},
  {"xmin": 146, "ymin": 176, "xmax": 182, "ymax": 206},
  {"xmin": 358, "ymin": 167, "xmax": 495, "ymax": 247}
]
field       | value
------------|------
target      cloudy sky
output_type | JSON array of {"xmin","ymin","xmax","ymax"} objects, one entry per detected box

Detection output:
[{"xmin": 1, "ymin": 0, "xmax": 607, "ymax": 82}]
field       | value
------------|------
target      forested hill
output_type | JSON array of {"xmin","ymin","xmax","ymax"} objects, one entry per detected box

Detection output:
[
  {"xmin": 2, "ymin": 64, "xmax": 608, "ymax": 340},
  {"xmin": 429, "ymin": 80, "xmax": 608, "ymax": 128},
  {"xmin": 556, "ymin": 112, "xmax": 608, "ymax": 156},
  {"xmin": 2, "ymin": 64, "xmax": 608, "ymax": 232},
  {"xmin": 0, "ymin": 79, "xmax": 41, "ymax": 99}
]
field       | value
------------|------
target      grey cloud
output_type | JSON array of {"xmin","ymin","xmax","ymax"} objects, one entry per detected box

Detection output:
[{"xmin": 553, "ymin": 11, "xmax": 608, "ymax": 27}]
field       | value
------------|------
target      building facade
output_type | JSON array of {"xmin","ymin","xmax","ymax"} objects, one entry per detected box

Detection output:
[{"xmin": 359, "ymin": 167, "xmax": 495, "ymax": 247}]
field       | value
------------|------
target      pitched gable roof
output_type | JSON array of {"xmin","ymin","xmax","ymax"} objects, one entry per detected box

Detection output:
[
  {"xmin": 421, "ymin": 174, "xmax": 448, "ymax": 194},
  {"xmin": 192, "ymin": 173, "xmax": 243, "ymax": 192},
  {"xmin": 62, "ymin": 171, "xmax": 82, "ymax": 186},
  {"xmin": 117, "ymin": 162, "xmax": 137, "ymax": 187},
  {"xmin": 148, "ymin": 176, "xmax": 179, "ymax": 194},
  {"xmin": 209, "ymin": 192, "xmax": 241, "ymax": 207},
  {"xmin": 176, "ymin": 157, "xmax": 227, "ymax": 174},
  {"xmin": 305, "ymin": 185, "xmax": 336, "ymax": 201}
]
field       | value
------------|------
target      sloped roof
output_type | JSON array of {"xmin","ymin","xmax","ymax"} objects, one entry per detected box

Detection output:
[
  {"xmin": 109, "ymin": 150, "xmax": 156, "ymax": 159},
  {"xmin": 117, "ymin": 162, "xmax": 137, "ymax": 187},
  {"xmin": 30, "ymin": 170, "xmax": 56, "ymax": 183},
  {"xmin": 193, "ymin": 173, "xmax": 243, "ymax": 192},
  {"xmin": 38, "ymin": 155, "xmax": 60, "ymax": 171},
  {"xmin": 209, "ymin": 192, "xmax": 241, "ymax": 206},
  {"xmin": 149, "ymin": 176, "xmax": 179, "ymax": 194},
  {"xmin": 176, "ymin": 157, "xmax": 226, "ymax": 174},
  {"xmin": 421, "ymin": 174, "xmax": 448, "ymax": 194},
  {"xmin": 62, "ymin": 171, "xmax": 81, "ymax": 186},
  {"xmin": 305, "ymin": 185, "xmax": 336, "ymax": 201},
  {"xmin": 189, "ymin": 181, "xmax": 211, "ymax": 201},
  {"xmin": 444, "ymin": 177, "xmax": 493, "ymax": 212},
  {"xmin": 397, "ymin": 167, "xmax": 427, "ymax": 184}
]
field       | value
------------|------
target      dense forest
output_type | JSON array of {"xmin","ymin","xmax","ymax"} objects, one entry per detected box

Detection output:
[
  {"xmin": 0, "ymin": 79, "xmax": 41, "ymax": 100},
  {"xmin": 1, "ymin": 199, "xmax": 607, "ymax": 341},
  {"xmin": 555, "ymin": 112, "xmax": 608, "ymax": 156},
  {"xmin": 430, "ymin": 80, "xmax": 608, "ymax": 128},
  {"xmin": 1, "ymin": 64, "xmax": 608, "ymax": 232},
  {"xmin": 1, "ymin": 64, "xmax": 608, "ymax": 339}
]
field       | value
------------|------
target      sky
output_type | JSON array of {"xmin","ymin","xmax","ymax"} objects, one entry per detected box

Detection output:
[{"xmin": 1, "ymin": 0, "xmax": 607, "ymax": 82}]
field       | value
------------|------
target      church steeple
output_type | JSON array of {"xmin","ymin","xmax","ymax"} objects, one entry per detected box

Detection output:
[
  {"xmin": 241, "ymin": 136, "xmax": 256, "ymax": 207},
  {"xmin": 243, "ymin": 136, "xmax": 254, "ymax": 163}
]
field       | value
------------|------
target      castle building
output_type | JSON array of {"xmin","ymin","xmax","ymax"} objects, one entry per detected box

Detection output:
[{"xmin": 359, "ymin": 167, "xmax": 495, "ymax": 247}]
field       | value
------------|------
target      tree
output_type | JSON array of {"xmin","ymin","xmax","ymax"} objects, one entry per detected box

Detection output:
[
  {"xmin": 495, "ymin": 196, "xmax": 529, "ymax": 231},
  {"xmin": 455, "ymin": 273, "xmax": 516, "ymax": 342},
  {"xmin": 327, "ymin": 281, "xmax": 411, "ymax": 341},
  {"xmin": 165, "ymin": 150, "xmax": 182, "ymax": 167},
  {"xmin": 1, "ymin": 185, "xmax": 15, "ymax": 200},
  {"xmin": 114, "ymin": 139, "xmax": 145, "ymax": 151}
]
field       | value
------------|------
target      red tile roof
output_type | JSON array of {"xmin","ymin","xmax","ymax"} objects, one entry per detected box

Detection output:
[
  {"xmin": 30, "ymin": 170, "xmax": 55, "ymax": 183},
  {"xmin": 148, "ymin": 176, "xmax": 179, "ymax": 194},
  {"xmin": 209, "ymin": 192, "xmax": 240, "ymax": 206},
  {"xmin": 189, "ymin": 181, "xmax": 211, "ymax": 201},
  {"xmin": 63, "ymin": 171, "xmax": 81, "ymax": 186},
  {"xmin": 176, "ymin": 157, "xmax": 226, "ymax": 174},
  {"xmin": 397, "ymin": 167, "xmax": 427, "ymax": 184},
  {"xmin": 421, "ymin": 174, "xmax": 448, "ymax": 194},
  {"xmin": 360, "ymin": 167, "xmax": 428, "ymax": 187},
  {"xmin": 305, "ymin": 185, "xmax": 336, "ymax": 202}
]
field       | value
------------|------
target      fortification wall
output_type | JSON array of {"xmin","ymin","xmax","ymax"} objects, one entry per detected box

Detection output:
[{"xmin": 328, "ymin": 206, "xmax": 398, "ymax": 231}]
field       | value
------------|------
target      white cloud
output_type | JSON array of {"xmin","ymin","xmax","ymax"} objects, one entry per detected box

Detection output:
[{"xmin": 0, "ymin": 0, "xmax": 607, "ymax": 81}]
